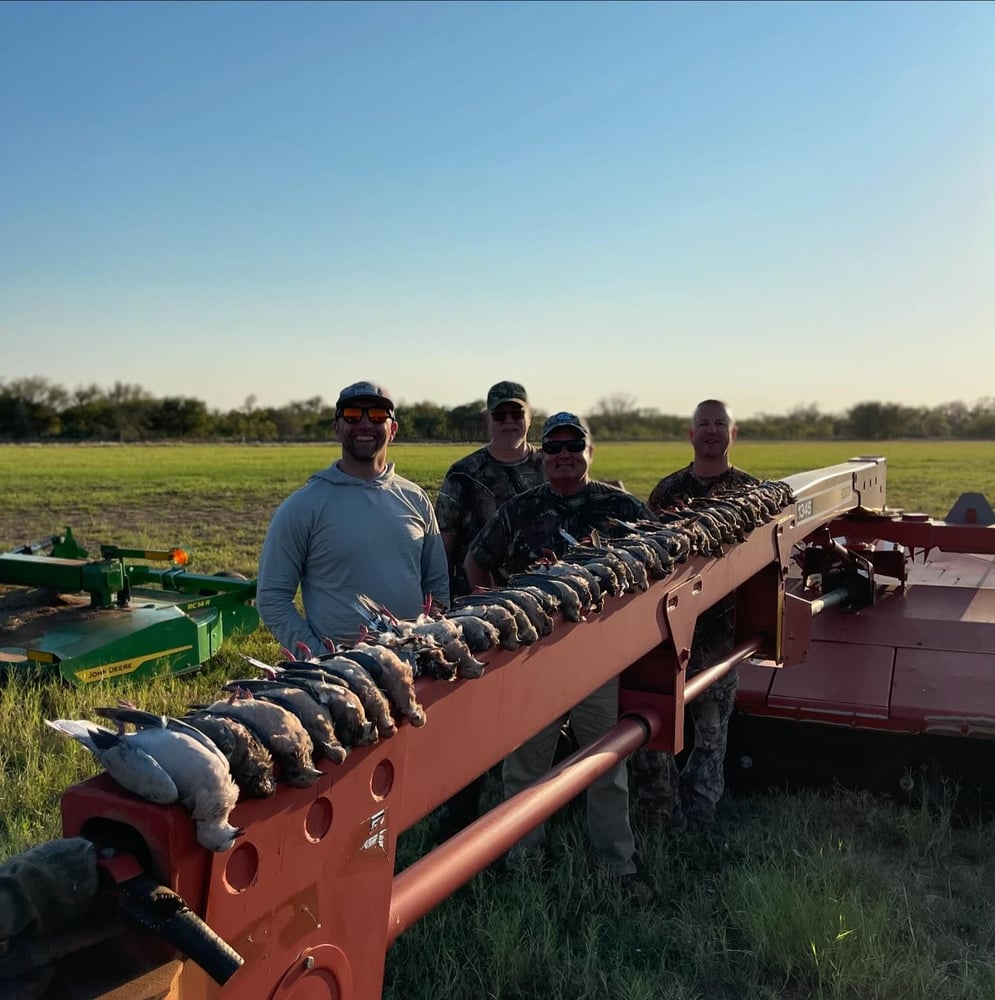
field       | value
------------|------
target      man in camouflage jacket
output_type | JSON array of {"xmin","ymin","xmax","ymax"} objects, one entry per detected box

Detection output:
[
  {"xmin": 436, "ymin": 381, "xmax": 545, "ymax": 598},
  {"xmin": 433, "ymin": 381, "xmax": 545, "ymax": 839},
  {"xmin": 465, "ymin": 412, "xmax": 655, "ymax": 885},
  {"xmin": 630, "ymin": 399, "xmax": 758, "ymax": 832}
]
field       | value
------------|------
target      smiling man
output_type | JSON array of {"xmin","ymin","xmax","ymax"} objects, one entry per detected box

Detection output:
[
  {"xmin": 256, "ymin": 380, "xmax": 449, "ymax": 652},
  {"xmin": 463, "ymin": 411, "xmax": 655, "ymax": 898},
  {"xmin": 647, "ymin": 399, "xmax": 755, "ymax": 507},
  {"xmin": 631, "ymin": 399, "xmax": 758, "ymax": 837},
  {"xmin": 464, "ymin": 411, "xmax": 653, "ymax": 585}
]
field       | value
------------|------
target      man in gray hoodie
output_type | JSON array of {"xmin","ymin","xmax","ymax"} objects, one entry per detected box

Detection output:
[{"xmin": 256, "ymin": 380, "xmax": 450, "ymax": 654}]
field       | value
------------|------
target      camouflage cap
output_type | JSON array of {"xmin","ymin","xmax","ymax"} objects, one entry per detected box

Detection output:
[
  {"xmin": 486, "ymin": 381, "xmax": 528, "ymax": 412},
  {"xmin": 336, "ymin": 381, "xmax": 395, "ymax": 410},
  {"xmin": 542, "ymin": 411, "xmax": 591, "ymax": 439}
]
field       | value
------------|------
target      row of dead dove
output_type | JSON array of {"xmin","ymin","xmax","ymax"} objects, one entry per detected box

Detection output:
[
  {"xmin": 42, "ymin": 623, "xmax": 467, "ymax": 853},
  {"xmin": 44, "ymin": 481, "xmax": 796, "ymax": 853}
]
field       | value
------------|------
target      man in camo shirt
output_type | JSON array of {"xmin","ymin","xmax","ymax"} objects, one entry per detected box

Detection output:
[
  {"xmin": 436, "ymin": 381, "xmax": 545, "ymax": 598},
  {"xmin": 465, "ymin": 412, "xmax": 655, "ymax": 888},
  {"xmin": 630, "ymin": 399, "xmax": 757, "ymax": 833},
  {"xmin": 432, "ymin": 380, "xmax": 545, "ymax": 840}
]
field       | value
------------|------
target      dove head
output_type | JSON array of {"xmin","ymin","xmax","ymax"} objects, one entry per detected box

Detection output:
[
  {"xmin": 286, "ymin": 763, "xmax": 325, "ymax": 788},
  {"xmin": 197, "ymin": 820, "xmax": 244, "ymax": 852}
]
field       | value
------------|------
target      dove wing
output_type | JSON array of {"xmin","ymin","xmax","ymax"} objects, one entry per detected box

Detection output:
[
  {"xmin": 162, "ymin": 716, "xmax": 232, "ymax": 768},
  {"xmin": 99, "ymin": 740, "xmax": 180, "ymax": 804},
  {"xmin": 46, "ymin": 720, "xmax": 179, "ymax": 804},
  {"xmin": 45, "ymin": 718, "xmax": 111, "ymax": 753}
]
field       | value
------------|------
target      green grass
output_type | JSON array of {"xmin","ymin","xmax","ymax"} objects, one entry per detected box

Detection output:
[
  {"xmin": 3, "ymin": 441, "xmax": 993, "ymax": 570},
  {"xmin": 386, "ymin": 785, "xmax": 995, "ymax": 1000},
  {"xmin": 2, "ymin": 441, "xmax": 995, "ymax": 998}
]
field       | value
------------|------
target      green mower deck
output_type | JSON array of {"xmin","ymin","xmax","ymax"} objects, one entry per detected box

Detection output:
[{"xmin": 0, "ymin": 528, "xmax": 259, "ymax": 685}]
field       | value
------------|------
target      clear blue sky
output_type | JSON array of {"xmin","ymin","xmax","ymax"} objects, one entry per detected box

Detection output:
[{"xmin": 2, "ymin": 0, "xmax": 992, "ymax": 419}]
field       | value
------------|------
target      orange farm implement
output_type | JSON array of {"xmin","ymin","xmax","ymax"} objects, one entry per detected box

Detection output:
[{"xmin": 14, "ymin": 458, "xmax": 995, "ymax": 998}]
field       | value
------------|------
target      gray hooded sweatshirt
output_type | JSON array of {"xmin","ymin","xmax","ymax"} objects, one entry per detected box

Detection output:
[{"xmin": 256, "ymin": 461, "xmax": 450, "ymax": 653}]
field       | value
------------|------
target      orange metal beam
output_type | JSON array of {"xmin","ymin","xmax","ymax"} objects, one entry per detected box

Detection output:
[{"xmin": 386, "ymin": 708, "xmax": 662, "ymax": 945}]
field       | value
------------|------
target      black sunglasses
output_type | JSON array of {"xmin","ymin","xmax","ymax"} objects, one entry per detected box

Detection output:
[
  {"xmin": 491, "ymin": 406, "xmax": 525, "ymax": 421},
  {"xmin": 541, "ymin": 439, "xmax": 586, "ymax": 454},
  {"xmin": 337, "ymin": 406, "xmax": 393, "ymax": 424}
]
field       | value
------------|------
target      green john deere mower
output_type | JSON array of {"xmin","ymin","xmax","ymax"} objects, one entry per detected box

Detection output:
[{"xmin": 0, "ymin": 528, "xmax": 259, "ymax": 685}]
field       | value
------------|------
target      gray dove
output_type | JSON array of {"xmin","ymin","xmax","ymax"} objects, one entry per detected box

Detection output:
[{"xmin": 46, "ymin": 715, "xmax": 241, "ymax": 852}]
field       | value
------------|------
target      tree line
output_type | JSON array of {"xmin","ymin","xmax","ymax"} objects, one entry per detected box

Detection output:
[{"xmin": 2, "ymin": 377, "xmax": 994, "ymax": 443}]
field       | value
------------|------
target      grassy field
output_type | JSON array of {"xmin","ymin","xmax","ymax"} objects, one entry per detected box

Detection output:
[
  {"xmin": 3, "ymin": 441, "xmax": 993, "ymax": 577},
  {"xmin": 2, "ymin": 441, "xmax": 995, "ymax": 998}
]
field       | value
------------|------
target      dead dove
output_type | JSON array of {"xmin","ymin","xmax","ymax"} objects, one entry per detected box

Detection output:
[
  {"xmin": 336, "ymin": 645, "xmax": 426, "ymax": 727},
  {"xmin": 303, "ymin": 655, "xmax": 398, "ymax": 739},
  {"xmin": 46, "ymin": 715, "xmax": 241, "ymax": 852},
  {"xmin": 241, "ymin": 652, "xmax": 389, "ymax": 744},
  {"xmin": 273, "ymin": 672, "xmax": 378, "ymax": 747},
  {"xmin": 182, "ymin": 712, "xmax": 277, "ymax": 799},
  {"xmin": 198, "ymin": 690, "xmax": 324, "ymax": 787},
  {"xmin": 222, "ymin": 679, "xmax": 348, "ymax": 763}
]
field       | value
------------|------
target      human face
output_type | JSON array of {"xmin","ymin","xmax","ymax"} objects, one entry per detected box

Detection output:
[
  {"xmin": 487, "ymin": 402, "xmax": 531, "ymax": 450},
  {"xmin": 690, "ymin": 402, "xmax": 734, "ymax": 461},
  {"xmin": 541, "ymin": 428, "xmax": 591, "ymax": 494},
  {"xmin": 335, "ymin": 398, "xmax": 397, "ymax": 467}
]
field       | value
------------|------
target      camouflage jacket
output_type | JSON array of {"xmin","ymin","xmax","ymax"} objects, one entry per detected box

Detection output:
[
  {"xmin": 649, "ymin": 463, "xmax": 758, "ymax": 674},
  {"xmin": 469, "ymin": 481, "xmax": 655, "ymax": 579},
  {"xmin": 435, "ymin": 446, "xmax": 545, "ymax": 596},
  {"xmin": 647, "ymin": 463, "xmax": 758, "ymax": 511}
]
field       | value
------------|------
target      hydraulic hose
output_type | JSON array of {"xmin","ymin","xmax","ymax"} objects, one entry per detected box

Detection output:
[{"xmin": 115, "ymin": 872, "xmax": 244, "ymax": 985}]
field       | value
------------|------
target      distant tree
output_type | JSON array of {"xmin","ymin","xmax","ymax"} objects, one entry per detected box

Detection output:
[
  {"xmin": 0, "ymin": 376, "xmax": 66, "ymax": 438},
  {"xmin": 592, "ymin": 394, "xmax": 639, "ymax": 417},
  {"xmin": 105, "ymin": 382, "xmax": 154, "ymax": 442},
  {"xmin": 589, "ymin": 394, "xmax": 642, "ymax": 439},
  {"xmin": 397, "ymin": 401, "xmax": 450, "ymax": 441},
  {"xmin": 60, "ymin": 391, "xmax": 114, "ymax": 439},
  {"xmin": 939, "ymin": 400, "xmax": 970, "ymax": 435},
  {"xmin": 273, "ymin": 397, "xmax": 327, "ymax": 440},
  {"xmin": 4, "ymin": 375, "xmax": 995, "ymax": 441},
  {"xmin": 246, "ymin": 409, "xmax": 280, "ymax": 441},
  {"xmin": 147, "ymin": 397, "xmax": 211, "ymax": 438},
  {"xmin": 919, "ymin": 409, "xmax": 951, "ymax": 437},
  {"xmin": 447, "ymin": 401, "xmax": 487, "ymax": 442},
  {"xmin": 785, "ymin": 405, "xmax": 835, "ymax": 439},
  {"xmin": 643, "ymin": 411, "xmax": 686, "ymax": 438},
  {"xmin": 964, "ymin": 398, "xmax": 995, "ymax": 438},
  {"xmin": 845, "ymin": 401, "xmax": 913, "ymax": 440}
]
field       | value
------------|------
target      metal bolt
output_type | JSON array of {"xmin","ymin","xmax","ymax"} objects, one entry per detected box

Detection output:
[{"xmin": 303, "ymin": 956, "xmax": 315, "ymax": 970}]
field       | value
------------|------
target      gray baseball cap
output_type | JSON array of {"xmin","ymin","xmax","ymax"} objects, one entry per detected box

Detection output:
[{"xmin": 336, "ymin": 381, "xmax": 395, "ymax": 410}]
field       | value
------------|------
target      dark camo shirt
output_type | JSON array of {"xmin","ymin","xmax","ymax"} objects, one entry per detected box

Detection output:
[
  {"xmin": 648, "ymin": 463, "xmax": 758, "ymax": 511},
  {"xmin": 648, "ymin": 463, "xmax": 759, "ymax": 672},
  {"xmin": 435, "ymin": 446, "xmax": 545, "ymax": 596},
  {"xmin": 469, "ymin": 481, "xmax": 655, "ymax": 578}
]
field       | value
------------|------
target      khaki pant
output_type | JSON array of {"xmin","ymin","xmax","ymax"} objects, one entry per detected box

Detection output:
[{"xmin": 502, "ymin": 678, "xmax": 637, "ymax": 875}]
